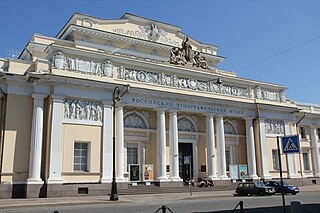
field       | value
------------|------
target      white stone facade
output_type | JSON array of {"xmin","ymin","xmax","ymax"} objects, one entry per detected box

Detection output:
[{"xmin": 0, "ymin": 13, "xmax": 320, "ymax": 199}]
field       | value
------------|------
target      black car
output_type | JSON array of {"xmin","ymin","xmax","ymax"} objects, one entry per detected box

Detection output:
[
  {"xmin": 235, "ymin": 182, "xmax": 275, "ymax": 196},
  {"xmin": 264, "ymin": 180, "xmax": 299, "ymax": 195}
]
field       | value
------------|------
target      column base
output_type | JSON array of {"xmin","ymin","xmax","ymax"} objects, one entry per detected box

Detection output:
[
  {"xmin": 313, "ymin": 173, "xmax": 320, "ymax": 178},
  {"xmin": 260, "ymin": 174, "xmax": 272, "ymax": 180},
  {"xmin": 208, "ymin": 175, "xmax": 219, "ymax": 180},
  {"xmin": 47, "ymin": 177, "xmax": 64, "ymax": 184},
  {"xmin": 249, "ymin": 175, "xmax": 259, "ymax": 180},
  {"xmin": 157, "ymin": 176, "xmax": 168, "ymax": 181},
  {"xmin": 288, "ymin": 174, "xmax": 301, "ymax": 179},
  {"xmin": 218, "ymin": 175, "xmax": 229, "ymax": 180},
  {"xmin": 170, "ymin": 177, "xmax": 183, "ymax": 182},
  {"xmin": 100, "ymin": 178, "xmax": 112, "ymax": 183},
  {"xmin": 26, "ymin": 178, "xmax": 44, "ymax": 185},
  {"xmin": 116, "ymin": 177, "xmax": 126, "ymax": 182}
]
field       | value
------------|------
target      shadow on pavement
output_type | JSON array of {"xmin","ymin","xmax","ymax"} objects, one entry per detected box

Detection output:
[{"xmin": 193, "ymin": 203, "xmax": 320, "ymax": 213}]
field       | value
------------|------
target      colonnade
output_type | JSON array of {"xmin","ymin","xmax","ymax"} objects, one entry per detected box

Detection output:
[{"xmin": 25, "ymin": 94, "xmax": 320, "ymax": 184}]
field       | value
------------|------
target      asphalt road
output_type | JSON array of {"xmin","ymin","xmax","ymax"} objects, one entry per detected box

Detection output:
[{"xmin": 1, "ymin": 191, "xmax": 320, "ymax": 213}]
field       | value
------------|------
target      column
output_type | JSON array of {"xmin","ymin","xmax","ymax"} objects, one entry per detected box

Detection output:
[
  {"xmin": 115, "ymin": 106, "xmax": 125, "ymax": 181},
  {"xmin": 311, "ymin": 127, "xmax": 320, "ymax": 177},
  {"xmin": 0, "ymin": 93, "xmax": 3, "ymax": 112},
  {"xmin": 169, "ymin": 111, "xmax": 180, "ymax": 180},
  {"xmin": 27, "ymin": 94, "xmax": 46, "ymax": 184},
  {"xmin": 216, "ymin": 116, "xmax": 228, "ymax": 179},
  {"xmin": 245, "ymin": 118, "xmax": 258, "ymax": 179},
  {"xmin": 100, "ymin": 101, "xmax": 113, "ymax": 183},
  {"xmin": 157, "ymin": 109, "xmax": 167, "ymax": 180},
  {"xmin": 257, "ymin": 118, "xmax": 272, "ymax": 179},
  {"xmin": 206, "ymin": 114, "xmax": 217, "ymax": 179},
  {"xmin": 285, "ymin": 122, "xmax": 299, "ymax": 178},
  {"xmin": 47, "ymin": 95, "xmax": 64, "ymax": 183}
]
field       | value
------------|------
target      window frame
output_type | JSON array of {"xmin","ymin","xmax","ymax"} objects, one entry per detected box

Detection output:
[
  {"xmin": 302, "ymin": 151, "xmax": 311, "ymax": 172},
  {"xmin": 73, "ymin": 141, "xmax": 91, "ymax": 172},
  {"xmin": 272, "ymin": 149, "xmax": 280, "ymax": 171}
]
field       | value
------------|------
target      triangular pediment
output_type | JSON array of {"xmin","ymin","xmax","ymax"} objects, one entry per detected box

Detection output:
[{"xmin": 57, "ymin": 13, "xmax": 219, "ymax": 56}]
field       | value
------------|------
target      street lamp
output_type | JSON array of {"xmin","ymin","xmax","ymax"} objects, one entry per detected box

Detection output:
[{"xmin": 110, "ymin": 84, "xmax": 130, "ymax": 201}]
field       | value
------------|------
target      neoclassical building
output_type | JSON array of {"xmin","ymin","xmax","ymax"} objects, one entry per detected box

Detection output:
[{"xmin": 0, "ymin": 13, "xmax": 319, "ymax": 198}]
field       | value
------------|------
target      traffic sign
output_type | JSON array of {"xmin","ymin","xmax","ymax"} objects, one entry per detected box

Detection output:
[{"xmin": 282, "ymin": 135, "xmax": 299, "ymax": 153}]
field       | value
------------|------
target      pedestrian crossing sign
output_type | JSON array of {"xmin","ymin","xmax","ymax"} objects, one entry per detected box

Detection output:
[{"xmin": 282, "ymin": 135, "xmax": 300, "ymax": 153}]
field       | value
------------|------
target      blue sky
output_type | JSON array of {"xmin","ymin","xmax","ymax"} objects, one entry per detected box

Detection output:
[{"xmin": 1, "ymin": 0, "xmax": 320, "ymax": 104}]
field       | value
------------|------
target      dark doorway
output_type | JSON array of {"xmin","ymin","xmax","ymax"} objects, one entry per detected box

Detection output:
[{"xmin": 178, "ymin": 143, "xmax": 193, "ymax": 183}]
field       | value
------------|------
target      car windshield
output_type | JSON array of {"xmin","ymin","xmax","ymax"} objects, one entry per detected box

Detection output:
[{"xmin": 254, "ymin": 182, "xmax": 265, "ymax": 187}]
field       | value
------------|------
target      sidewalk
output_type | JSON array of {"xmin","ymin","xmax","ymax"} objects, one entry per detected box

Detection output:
[{"xmin": 0, "ymin": 185, "xmax": 319, "ymax": 210}]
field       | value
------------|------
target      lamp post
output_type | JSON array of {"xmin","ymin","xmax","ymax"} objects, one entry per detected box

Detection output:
[{"xmin": 110, "ymin": 85, "xmax": 129, "ymax": 201}]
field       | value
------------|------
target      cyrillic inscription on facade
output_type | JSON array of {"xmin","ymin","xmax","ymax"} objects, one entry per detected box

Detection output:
[{"xmin": 127, "ymin": 97, "xmax": 245, "ymax": 116}]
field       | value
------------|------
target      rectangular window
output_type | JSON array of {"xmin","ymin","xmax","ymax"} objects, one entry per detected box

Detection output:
[
  {"xmin": 318, "ymin": 128, "xmax": 320, "ymax": 140},
  {"xmin": 303, "ymin": 152, "xmax": 310, "ymax": 171},
  {"xmin": 272, "ymin": 150, "xmax": 280, "ymax": 170},
  {"xmin": 127, "ymin": 143, "xmax": 138, "ymax": 170},
  {"xmin": 74, "ymin": 142, "xmax": 89, "ymax": 172},
  {"xmin": 300, "ymin": 127, "xmax": 306, "ymax": 139}
]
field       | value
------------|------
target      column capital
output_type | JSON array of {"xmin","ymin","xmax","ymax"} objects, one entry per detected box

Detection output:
[
  {"xmin": 168, "ymin": 110, "xmax": 177, "ymax": 114},
  {"xmin": 31, "ymin": 93, "xmax": 47, "ymax": 100},
  {"xmin": 103, "ymin": 100, "xmax": 113, "ymax": 106},
  {"xmin": 115, "ymin": 106, "xmax": 124, "ymax": 111},
  {"xmin": 51, "ymin": 94, "xmax": 65, "ymax": 102},
  {"xmin": 244, "ymin": 117, "xmax": 255, "ymax": 121},
  {"xmin": 156, "ymin": 108, "xmax": 166, "ymax": 113},
  {"xmin": 309, "ymin": 125, "xmax": 318, "ymax": 129},
  {"xmin": 205, "ymin": 113, "xmax": 215, "ymax": 118},
  {"xmin": 215, "ymin": 115, "xmax": 224, "ymax": 120}
]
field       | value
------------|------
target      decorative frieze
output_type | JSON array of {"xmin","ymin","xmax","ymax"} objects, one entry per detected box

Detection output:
[
  {"xmin": 53, "ymin": 52, "xmax": 113, "ymax": 77},
  {"xmin": 112, "ymin": 22, "xmax": 180, "ymax": 46},
  {"xmin": 265, "ymin": 120, "xmax": 284, "ymax": 134},
  {"xmin": 118, "ymin": 67, "xmax": 251, "ymax": 98},
  {"xmin": 256, "ymin": 86, "xmax": 286, "ymax": 103},
  {"xmin": 64, "ymin": 98, "xmax": 103, "ymax": 122}
]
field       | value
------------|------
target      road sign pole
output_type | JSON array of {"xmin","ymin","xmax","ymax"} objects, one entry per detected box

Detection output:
[{"xmin": 277, "ymin": 136, "xmax": 286, "ymax": 213}]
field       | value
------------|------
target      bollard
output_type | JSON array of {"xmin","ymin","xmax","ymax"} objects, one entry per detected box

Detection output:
[
  {"xmin": 239, "ymin": 201, "xmax": 244, "ymax": 213},
  {"xmin": 290, "ymin": 201, "xmax": 302, "ymax": 213}
]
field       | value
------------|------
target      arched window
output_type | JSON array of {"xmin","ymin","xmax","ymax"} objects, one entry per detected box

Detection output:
[
  {"xmin": 177, "ymin": 116, "xmax": 198, "ymax": 132},
  {"xmin": 224, "ymin": 121, "xmax": 237, "ymax": 135},
  {"xmin": 124, "ymin": 111, "xmax": 149, "ymax": 129}
]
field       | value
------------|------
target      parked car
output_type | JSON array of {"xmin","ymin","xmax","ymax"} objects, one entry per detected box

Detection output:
[
  {"xmin": 264, "ymin": 180, "xmax": 299, "ymax": 195},
  {"xmin": 235, "ymin": 181, "xmax": 275, "ymax": 196}
]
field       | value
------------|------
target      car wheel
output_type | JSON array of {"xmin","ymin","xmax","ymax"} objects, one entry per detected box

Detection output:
[
  {"xmin": 292, "ymin": 192, "xmax": 296, "ymax": 195},
  {"xmin": 259, "ymin": 191, "xmax": 265, "ymax": 196}
]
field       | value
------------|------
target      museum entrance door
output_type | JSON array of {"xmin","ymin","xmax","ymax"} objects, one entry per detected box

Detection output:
[{"xmin": 178, "ymin": 143, "xmax": 193, "ymax": 182}]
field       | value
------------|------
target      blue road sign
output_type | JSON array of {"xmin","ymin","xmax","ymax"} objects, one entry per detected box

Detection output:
[{"xmin": 282, "ymin": 135, "xmax": 300, "ymax": 153}]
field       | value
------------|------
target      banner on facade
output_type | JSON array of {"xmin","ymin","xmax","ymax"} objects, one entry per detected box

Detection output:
[
  {"xmin": 129, "ymin": 164, "xmax": 140, "ymax": 182},
  {"xmin": 229, "ymin": 165, "xmax": 239, "ymax": 180},
  {"xmin": 239, "ymin": 164, "xmax": 248, "ymax": 180},
  {"xmin": 184, "ymin": 156, "xmax": 191, "ymax": 165},
  {"xmin": 143, "ymin": 164, "xmax": 153, "ymax": 182}
]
